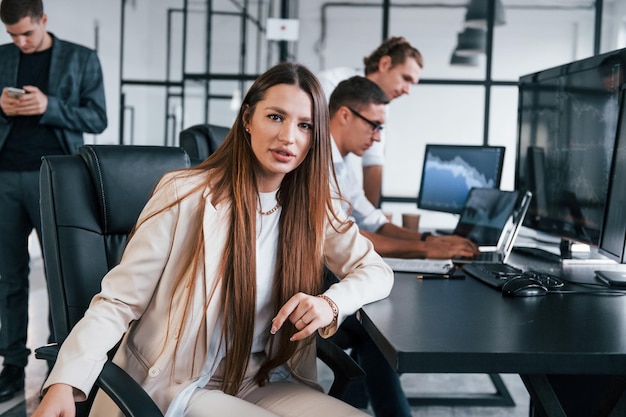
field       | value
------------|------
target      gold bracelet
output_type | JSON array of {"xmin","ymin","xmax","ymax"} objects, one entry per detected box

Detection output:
[{"xmin": 317, "ymin": 294, "xmax": 338, "ymax": 329}]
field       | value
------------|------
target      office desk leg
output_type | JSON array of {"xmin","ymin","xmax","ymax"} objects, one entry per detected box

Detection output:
[
  {"xmin": 522, "ymin": 375, "xmax": 626, "ymax": 417},
  {"xmin": 607, "ymin": 382, "xmax": 626, "ymax": 417},
  {"xmin": 520, "ymin": 375, "xmax": 566, "ymax": 417},
  {"xmin": 406, "ymin": 373, "xmax": 515, "ymax": 407},
  {"xmin": 594, "ymin": 376, "xmax": 626, "ymax": 416}
]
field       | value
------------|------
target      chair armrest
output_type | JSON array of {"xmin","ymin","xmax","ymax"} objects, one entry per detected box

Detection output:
[
  {"xmin": 35, "ymin": 345, "xmax": 163, "ymax": 417},
  {"xmin": 316, "ymin": 336, "xmax": 365, "ymax": 399},
  {"xmin": 35, "ymin": 343, "xmax": 60, "ymax": 362},
  {"xmin": 36, "ymin": 338, "xmax": 361, "ymax": 414}
]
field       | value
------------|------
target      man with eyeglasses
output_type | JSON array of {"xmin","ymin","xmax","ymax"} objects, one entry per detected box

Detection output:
[
  {"xmin": 329, "ymin": 76, "xmax": 478, "ymax": 260},
  {"xmin": 327, "ymin": 77, "xmax": 478, "ymax": 417},
  {"xmin": 319, "ymin": 36, "xmax": 423, "ymax": 207},
  {"xmin": 328, "ymin": 77, "xmax": 478, "ymax": 417}
]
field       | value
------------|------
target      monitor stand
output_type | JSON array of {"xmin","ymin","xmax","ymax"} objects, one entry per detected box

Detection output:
[
  {"xmin": 558, "ymin": 239, "xmax": 613, "ymax": 264},
  {"xmin": 559, "ymin": 239, "xmax": 614, "ymax": 264},
  {"xmin": 513, "ymin": 239, "xmax": 614, "ymax": 264}
]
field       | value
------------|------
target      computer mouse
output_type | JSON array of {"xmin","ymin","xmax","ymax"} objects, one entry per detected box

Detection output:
[{"xmin": 501, "ymin": 276, "xmax": 548, "ymax": 297}]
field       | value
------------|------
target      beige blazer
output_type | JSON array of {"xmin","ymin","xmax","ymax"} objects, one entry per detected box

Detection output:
[{"xmin": 43, "ymin": 170, "xmax": 393, "ymax": 417}]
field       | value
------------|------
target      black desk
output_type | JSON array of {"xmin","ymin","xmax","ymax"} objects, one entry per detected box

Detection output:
[{"xmin": 359, "ymin": 253, "xmax": 626, "ymax": 416}]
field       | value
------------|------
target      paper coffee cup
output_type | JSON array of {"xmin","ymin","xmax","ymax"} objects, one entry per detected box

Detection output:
[{"xmin": 402, "ymin": 213, "xmax": 420, "ymax": 232}]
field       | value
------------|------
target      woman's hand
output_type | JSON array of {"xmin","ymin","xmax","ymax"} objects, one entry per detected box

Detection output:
[
  {"xmin": 30, "ymin": 383, "xmax": 76, "ymax": 417},
  {"xmin": 271, "ymin": 292, "xmax": 335, "ymax": 341}
]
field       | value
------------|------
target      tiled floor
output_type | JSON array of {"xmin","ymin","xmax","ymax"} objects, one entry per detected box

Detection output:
[
  {"xmin": 317, "ymin": 365, "xmax": 530, "ymax": 417},
  {"xmin": 0, "ymin": 254, "xmax": 530, "ymax": 417}
]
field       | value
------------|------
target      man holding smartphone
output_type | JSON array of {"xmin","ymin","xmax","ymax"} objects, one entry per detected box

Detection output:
[
  {"xmin": 6, "ymin": 87, "xmax": 25, "ymax": 98},
  {"xmin": 0, "ymin": 0, "xmax": 107, "ymax": 402}
]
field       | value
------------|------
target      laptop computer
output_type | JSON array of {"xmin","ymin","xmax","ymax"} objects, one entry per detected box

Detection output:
[{"xmin": 451, "ymin": 187, "xmax": 533, "ymax": 264}]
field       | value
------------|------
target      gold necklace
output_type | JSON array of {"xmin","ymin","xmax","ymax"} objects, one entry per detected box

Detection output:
[{"xmin": 259, "ymin": 202, "xmax": 280, "ymax": 216}]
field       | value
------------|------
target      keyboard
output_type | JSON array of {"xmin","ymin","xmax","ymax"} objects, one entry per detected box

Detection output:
[
  {"xmin": 383, "ymin": 257, "xmax": 454, "ymax": 274},
  {"xmin": 452, "ymin": 251, "xmax": 504, "ymax": 264},
  {"xmin": 463, "ymin": 263, "xmax": 565, "ymax": 290}
]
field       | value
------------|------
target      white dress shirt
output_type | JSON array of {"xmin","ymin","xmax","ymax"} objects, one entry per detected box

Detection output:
[{"xmin": 331, "ymin": 136, "xmax": 389, "ymax": 233}]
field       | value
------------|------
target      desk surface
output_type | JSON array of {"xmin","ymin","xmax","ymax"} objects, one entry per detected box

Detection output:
[{"xmin": 359, "ymin": 254, "xmax": 626, "ymax": 376}]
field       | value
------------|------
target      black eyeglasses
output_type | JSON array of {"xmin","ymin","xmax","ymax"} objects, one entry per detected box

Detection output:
[{"xmin": 347, "ymin": 107, "xmax": 384, "ymax": 133}]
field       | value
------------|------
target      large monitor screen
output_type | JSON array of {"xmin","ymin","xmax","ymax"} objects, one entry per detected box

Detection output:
[
  {"xmin": 599, "ymin": 87, "xmax": 626, "ymax": 263},
  {"xmin": 515, "ymin": 49, "xmax": 626, "ymax": 247},
  {"xmin": 417, "ymin": 144, "xmax": 505, "ymax": 214}
]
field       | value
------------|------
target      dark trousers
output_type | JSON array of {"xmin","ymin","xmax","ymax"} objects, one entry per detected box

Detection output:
[
  {"xmin": 0, "ymin": 170, "xmax": 47, "ymax": 368},
  {"xmin": 331, "ymin": 314, "xmax": 412, "ymax": 417}
]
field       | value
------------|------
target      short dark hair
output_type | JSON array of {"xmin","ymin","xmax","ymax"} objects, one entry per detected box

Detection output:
[
  {"xmin": 329, "ymin": 76, "xmax": 390, "ymax": 117},
  {"xmin": 0, "ymin": 0, "xmax": 44, "ymax": 25},
  {"xmin": 363, "ymin": 36, "xmax": 423, "ymax": 75}
]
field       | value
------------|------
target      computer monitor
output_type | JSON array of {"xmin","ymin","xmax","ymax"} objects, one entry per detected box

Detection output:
[
  {"xmin": 417, "ymin": 144, "xmax": 505, "ymax": 214},
  {"xmin": 515, "ymin": 48, "xmax": 626, "ymax": 259},
  {"xmin": 598, "ymin": 87, "xmax": 626, "ymax": 263}
]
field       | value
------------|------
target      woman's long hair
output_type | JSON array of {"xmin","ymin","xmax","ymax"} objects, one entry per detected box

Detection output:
[{"xmin": 135, "ymin": 62, "xmax": 338, "ymax": 394}]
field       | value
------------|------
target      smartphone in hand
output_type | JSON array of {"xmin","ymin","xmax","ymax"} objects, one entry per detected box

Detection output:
[{"xmin": 6, "ymin": 87, "xmax": 26, "ymax": 98}]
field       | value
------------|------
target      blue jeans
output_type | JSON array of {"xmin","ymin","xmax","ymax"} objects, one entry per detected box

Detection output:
[
  {"xmin": 0, "ymin": 170, "xmax": 48, "ymax": 368},
  {"xmin": 331, "ymin": 314, "xmax": 412, "ymax": 417}
]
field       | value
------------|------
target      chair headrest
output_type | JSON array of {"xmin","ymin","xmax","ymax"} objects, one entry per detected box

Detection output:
[
  {"xmin": 79, "ymin": 145, "xmax": 190, "ymax": 234},
  {"xmin": 179, "ymin": 124, "xmax": 229, "ymax": 160}
]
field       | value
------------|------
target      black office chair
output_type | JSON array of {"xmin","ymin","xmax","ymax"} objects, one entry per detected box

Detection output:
[
  {"xmin": 179, "ymin": 123, "xmax": 229, "ymax": 164},
  {"xmin": 36, "ymin": 144, "xmax": 362, "ymax": 417},
  {"xmin": 37, "ymin": 145, "xmax": 187, "ymax": 417}
]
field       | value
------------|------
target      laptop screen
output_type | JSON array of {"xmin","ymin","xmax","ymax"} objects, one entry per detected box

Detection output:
[{"xmin": 453, "ymin": 188, "xmax": 522, "ymax": 247}]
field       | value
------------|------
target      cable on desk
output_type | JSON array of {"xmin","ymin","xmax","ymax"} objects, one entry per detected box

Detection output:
[{"xmin": 548, "ymin": 283, "xmax": 626, "ymax": 296}]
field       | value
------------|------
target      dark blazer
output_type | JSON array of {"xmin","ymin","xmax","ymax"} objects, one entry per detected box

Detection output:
[{"xmin": 0, "ymin": 33, "xmax": 107, "ymax": 155}]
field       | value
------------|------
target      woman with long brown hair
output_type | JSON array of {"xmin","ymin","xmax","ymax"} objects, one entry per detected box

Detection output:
[{"xmin": 32, "ymin": 62, "xmax": 393, "ymax": 417}]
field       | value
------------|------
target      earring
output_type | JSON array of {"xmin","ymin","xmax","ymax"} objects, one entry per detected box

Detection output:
[{"xmin": 245, "ymin": 127, "xmax": 250, "ymax": 133}]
